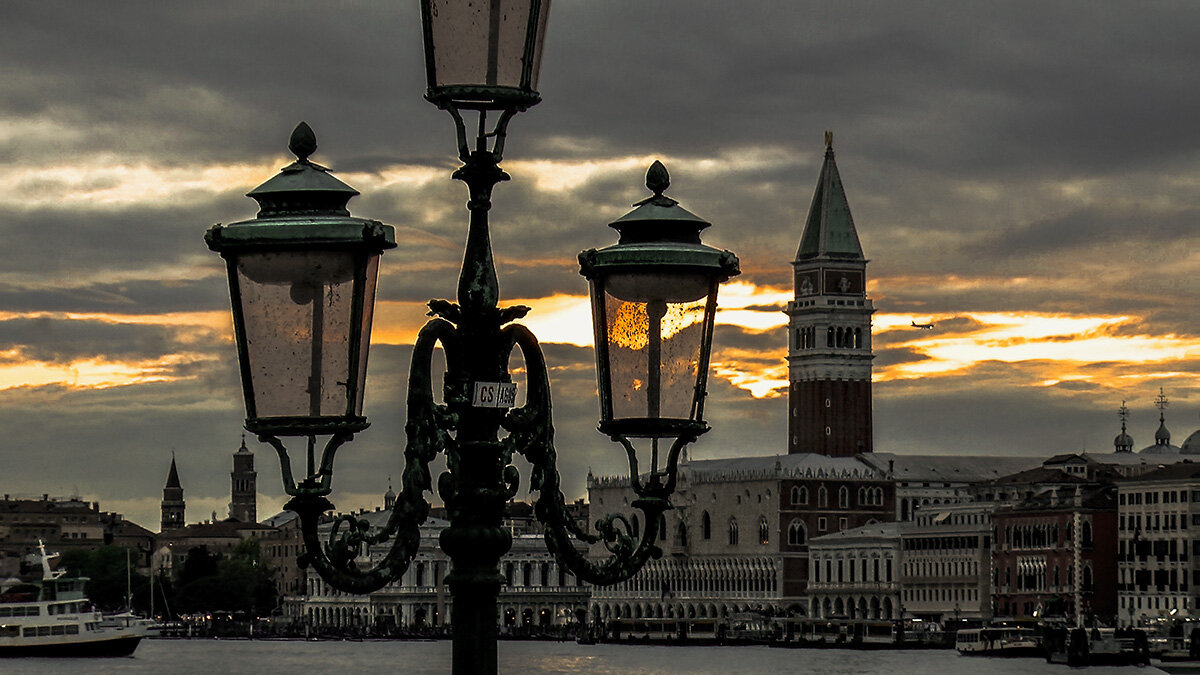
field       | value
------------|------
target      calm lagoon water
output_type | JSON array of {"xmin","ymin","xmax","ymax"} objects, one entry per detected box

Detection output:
[{"xmin": 0, "ymin": 639, "xmax": 1171, "ymax": 674}]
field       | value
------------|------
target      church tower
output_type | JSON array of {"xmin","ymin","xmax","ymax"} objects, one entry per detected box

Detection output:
[
  {"xmin": 161, "ymin": 456, "xmax": 185, "ymax": 532},
  {"xmin": 229, "ymin": 435, "xmax": 257, "ymax": 523},
  {"xmin": 786, "ymin": 133, "xmax": 874, "ymax": 456}
]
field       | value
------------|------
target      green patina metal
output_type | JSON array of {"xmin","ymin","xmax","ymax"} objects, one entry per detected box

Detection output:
[
  {"xmin": 795, "ymin": 134, "xmax": 865, "ymax": 261},
  {"xmin": 206, "ymin": 122, "xmax": 394, "ymax": 440}
]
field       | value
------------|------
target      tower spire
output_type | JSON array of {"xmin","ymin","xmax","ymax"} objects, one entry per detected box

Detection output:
[{"xmin": 795, "ymin": 131, "xmax": 865, "ymax": 262}]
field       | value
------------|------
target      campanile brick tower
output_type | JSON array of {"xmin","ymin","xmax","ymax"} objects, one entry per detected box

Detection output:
[{"xmin": 786, "ymin": 133, "xmax": 874, "ymax": 456}]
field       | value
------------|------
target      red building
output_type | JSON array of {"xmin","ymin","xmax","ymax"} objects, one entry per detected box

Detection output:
[
  {"xmin": 991, "ymin": 480, "xmax": 1118, "ymax": 622},
  {"xmin": 779, "ymin": 466, "xmax": 894, "ymax": 599}
]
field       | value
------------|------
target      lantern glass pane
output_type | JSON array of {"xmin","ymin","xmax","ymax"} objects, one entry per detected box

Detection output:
[
  {"xmin": 602, "ymin": 271, "xmax": 711, "ymax": 422},
  {"xmin": 236, "ymin": 250, "xmax": 364, "ymax": 420},
  {"xmin": 354, "ymin": 254, "xmax": 380, "ymax": 414},
  {"xmin": 426, "ymin": 0, "xmax": 545, "ymax": 90}
]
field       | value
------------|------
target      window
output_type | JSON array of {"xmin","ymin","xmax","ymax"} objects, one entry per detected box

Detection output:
[
  {"xmin": 838, "ymin": 517, "xmax": 848, "ymax": 531},
  {"xmin": 701, "ymin": 511, "xmax": 711, "ymax": 540},
  {"xmin": 759, "ymin": 516, "xmax": 770, "ymax": 545},
  {"xmin": 838, "ymin": 487, "xmax": 848, "ymax": 508},
  {"xmin": 818, "ymin": 486, "xmax": 828, "ymax": 507},
  {"xmin": 818, "ymin": 517, "xmax": 827, "ymax": 532},
  {"xmin": 788, "ymin": 520, "xmax": 807, "ymax": 546},
  {"xmin": 791, "ymin": 486, "xmax": 808, "ymax": 505},
  {"xmin": 728, "ymin": 518, "xmax": 739, "ymax": 546},
  {"xmin": 676, "ymin": 522, "xmax": 688, "ymax": 547}
]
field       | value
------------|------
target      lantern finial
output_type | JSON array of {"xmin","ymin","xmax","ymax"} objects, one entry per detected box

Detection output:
[
  {"xmin": 635, "ymin": 161, "xmax": 678, "ymax": 208},
  {"xmin": 289, "ymin": 122, "xmax": 318, "ymax": 163},
  {"xmin": 646, "ymin": 161, "xmax": 670, "ymax": 197}
]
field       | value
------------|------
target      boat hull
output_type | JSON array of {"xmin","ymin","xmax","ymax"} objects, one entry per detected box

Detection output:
[
  {"xmin": 957, "ymin": 646, "xmax": 1042, "ymax": 658},
  {"xmin": 0, "ymin": 635, "xmax": 143, "ymax": 658}
]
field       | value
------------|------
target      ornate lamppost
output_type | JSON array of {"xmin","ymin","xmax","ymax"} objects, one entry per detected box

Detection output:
[{"xmin": 206, "ymin": 2, "xmax": 738, "ymax": 672}]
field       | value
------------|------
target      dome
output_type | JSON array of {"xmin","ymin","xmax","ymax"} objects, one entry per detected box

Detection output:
[
  {"xmin": 1140, "ymin": 443, "xmax": 1182, "ymax": 455},
  {"xmin": 1114, "ymin": 432, "xmax": 1134, "ymax": 452},
  {"xmin": 1183, "ymin": 429, "xmax": 1200, "ymax": 454},
  {"xmin": 1141, "ymin": 416, "xmax": 1181, "ymax": 454},
  {"xmin": 1156, "ymin": 420, "xmax": 1172, "ymax": 444}
]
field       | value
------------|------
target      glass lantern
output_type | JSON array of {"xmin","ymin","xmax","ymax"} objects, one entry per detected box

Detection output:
[
  {"xmin": 580, "ymin": 162, "xmax": 739, "ymax": 441},
  {"xmin": 420, "ymin": 0, "xmax": 551, "ymax": 110},
  {"xmin": 207, "ymin": 123, "xmax": 395, "ymax": 437}
]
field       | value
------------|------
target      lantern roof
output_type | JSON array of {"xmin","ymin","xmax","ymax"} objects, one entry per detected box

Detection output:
[
  {"xmin": 582, "ymin": 162, "xmax": 739, "ymax": 281},
  {"xmin": 205, "ymin": 123, "xmax": 395, "ymax": 254},
  {"xmin": 608, "ymin": 161, "xmax": 711, "ymax": 245},
  {"xmin": 247, "ymin": 122, "xmax": 360, "ymax": 218}
]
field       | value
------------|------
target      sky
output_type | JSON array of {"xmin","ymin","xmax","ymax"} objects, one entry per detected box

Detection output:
[{"xmin": 1, "ymin": 1, "xmax": 1197, "ymax": 530}]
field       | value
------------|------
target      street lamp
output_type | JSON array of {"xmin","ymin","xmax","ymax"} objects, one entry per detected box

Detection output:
[{"xmin": 207, "ymin": 2, "xmax": 739, "ymax": 673}]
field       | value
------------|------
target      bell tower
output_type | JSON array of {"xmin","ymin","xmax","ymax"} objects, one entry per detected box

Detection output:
[
  {"xmin": 161, "ymin": 455, "xmax": 185, "ymax": 532},
  {"xmin": 786, "ymin": 133, "xmax": 874, "ymax": 456},
  {"xmin": 229, "ymin": 435, "xmax": 257, "ymax": 523}
]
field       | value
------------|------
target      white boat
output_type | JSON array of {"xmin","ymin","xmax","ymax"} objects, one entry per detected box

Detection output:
[
  {"xmin": 955, "ymin": 625, "xmax": 1040, "ymax": 658},
  {"xmin": 0, "ymin": 541, "xmax": 154, "ymax": 657}
]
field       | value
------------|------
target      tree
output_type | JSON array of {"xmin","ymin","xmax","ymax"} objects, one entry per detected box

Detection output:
[
  {"xmin": 171, "ymin": 539, "xmax": 277, "ymax": 617},
  {"xmin": 59, "ymin": 546, "xmax": 149, "ymax": 613}
]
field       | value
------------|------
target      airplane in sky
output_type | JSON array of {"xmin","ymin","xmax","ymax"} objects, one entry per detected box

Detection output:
[{"xmin": 911, "ymin": 321, "xmax": 935, "ymax": 330}]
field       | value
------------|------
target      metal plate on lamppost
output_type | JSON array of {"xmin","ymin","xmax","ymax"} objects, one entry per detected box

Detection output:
[{"xmin": 472, "ymin": 382, "xmax": 517, "ymax": 408}]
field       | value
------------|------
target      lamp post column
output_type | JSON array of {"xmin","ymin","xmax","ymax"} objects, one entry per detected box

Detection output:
[{"xmin": 437, "ymin": 149, "xmax": 513, "ymax": 675}]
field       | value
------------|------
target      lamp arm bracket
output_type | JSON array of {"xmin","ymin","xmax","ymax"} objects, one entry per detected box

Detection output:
[
  {"xmin": 259, "ymin": 433, "xmax": 353, "ymax": 498},
  {"xmin": 499, "ymin": 323, "xmax": 666, "ymax": 585},
  {"xmin": 283, "ymin": 318, "xmax": 457, "ymax": 594}
]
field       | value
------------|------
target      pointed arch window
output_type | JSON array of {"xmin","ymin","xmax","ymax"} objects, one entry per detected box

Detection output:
[
  {"xmin": 818, "ymin": 486, "xmax": 828, "ymax": 507},
  {"xmin": 701, "ymin": 511, "xmax": 712, "ymax": 540},
  {"xmin": 759, "ymin": 516, "xmax": 770, "ymax": 545},
  {"xmin": 838, "ymin": 486, "xmax": 849, "ymax": 508},
  {"xmin": 728, "ymin": 518, "xmax": 739, "ymax": 546},
  {"xmin": 791, "ymin": 485, "xmax": 809, "ymax": 505},
  {"xmin": 787, "ymin": 519, "xmax": 807, "ymax": 546}
]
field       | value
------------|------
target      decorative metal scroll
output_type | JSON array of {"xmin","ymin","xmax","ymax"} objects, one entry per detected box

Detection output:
[{"xmin": 501, "ymin": 324, "xmax": 677, "ymax": 585}]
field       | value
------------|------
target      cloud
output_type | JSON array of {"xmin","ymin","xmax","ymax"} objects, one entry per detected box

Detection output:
[{"xmin": 0, "ymin": 0, "xmax": 1195, "ymax": 531}]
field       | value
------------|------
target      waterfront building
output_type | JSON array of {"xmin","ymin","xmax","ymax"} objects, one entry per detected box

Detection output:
[
  {"xmin": 1116, "ymin": 462, "xmax": 1200, "ymax": 627},
  {"xmin": 991, "ymin": 481, "xmax": 1118, "ymax": 622},
  {"xmin": 786, "ymin": 133, "xmax": 873, "ymax": 457},
  {"xmin": 0, "ymin": 495, "xmax": 107, "ymax": 576},
  {"xmin": 807, "ymin": 521, "xmax": 900, "ymax": 620},
  {"xmin": 898, "ymin": 502, "xmax": 993, "ymax": 623},
  {"xmin": 860, "ymin": 453, "xmax": 1039, "ymax": 522},
  {"xmin": 259, "ymin": 511, "xmax": 305, "ymax": 598},
  {"xmin": 291, "ymin": 503, "xmax": 589, "ymax": 632},
  {"xmin": 588, "ymin": 452, "xmax": 893, "ymax": 622},
  {"xmin": 229, "ymin": 436, "xmax": 257, "ymax": 524}
]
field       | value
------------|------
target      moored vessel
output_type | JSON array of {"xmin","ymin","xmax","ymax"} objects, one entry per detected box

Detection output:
[
  {"xmin": 0, "ymin": 541, "xmax": 154, "ymax": 657},
  {"xmin": 955, "ymin": 625, "xmax": 1040, "ymax": 657}
]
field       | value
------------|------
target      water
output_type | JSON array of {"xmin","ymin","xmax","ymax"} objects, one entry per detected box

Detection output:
[{"xmin": 0, "ymin": 640, "xmax": 1168, "ymax": 674}]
